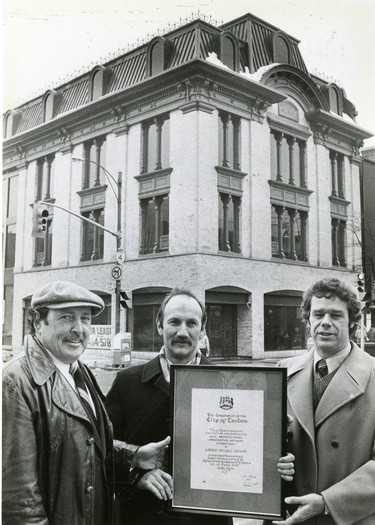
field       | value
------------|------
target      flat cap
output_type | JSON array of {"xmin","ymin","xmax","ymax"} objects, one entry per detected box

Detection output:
[{"xmin": 31, "ymin": 281, "xmax": 104, "ymax": 315}]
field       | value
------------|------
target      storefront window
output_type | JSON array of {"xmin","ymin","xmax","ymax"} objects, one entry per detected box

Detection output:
[{"xmin": 264, "ymin": 292, "xmax": 308, "ymax": 351}]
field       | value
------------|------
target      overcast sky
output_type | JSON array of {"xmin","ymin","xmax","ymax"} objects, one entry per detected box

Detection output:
[{"xmin": 3, "ymin": 0, "xmax": 375, "ymax": 147}]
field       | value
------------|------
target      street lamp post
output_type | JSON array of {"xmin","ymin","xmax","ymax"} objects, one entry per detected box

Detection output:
[{"xmin": 72, "ymin": 157, "xmax": 124, "ymax": 334}]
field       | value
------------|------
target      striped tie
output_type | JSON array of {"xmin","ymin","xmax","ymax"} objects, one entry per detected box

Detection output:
[
  {"xmin": 70, "ymin": 363, "xmax": 97, "ymax": 423},
  {"xmin": 316, "ymin": 359, "xmax": 328, "ymax": 378}
]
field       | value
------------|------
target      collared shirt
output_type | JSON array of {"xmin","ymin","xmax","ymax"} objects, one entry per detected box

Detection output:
[
  {"xmin": 158, "ymin": 346, "xmax": 202, "ymax": 383},
  {"xmin": 34, "ymin": 336, "xmax": 96, "ymax": 413},
  {"xmin": 313, "ymin": 342, "xmax": 351, "ymax": 375}
]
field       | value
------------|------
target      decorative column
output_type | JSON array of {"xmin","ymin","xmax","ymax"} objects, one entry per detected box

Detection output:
[
  {"xmin": 288, "ymin": 208, "xmax": 298, "ymax": 260},
  {"xmin": 220, "ymin": 113, "xmax": 230, "ymax": 168},
  {"xmin": 153, "ymin": 196, "xmax": 160, "ymax": 253},
  {"xmin": 45, "ymin": 155, "xmax": 54, "ymax": 199},
  {"xmin": 275, "ymin": 205, "xmax": 285, "ymax": 258},
  {"xmin": 155, "ymin": 116, "xmax": 164, "ymax": 170},
  {"xmin": 273, "ymin": 131, "xmax": 283, "ymax": 182},
  {"xmin": 331, "ymin": 218, "xmax": 339, "ymax": 265},
  {"xmin": 232, "ymin": 116, "xmax": 241, "ymax": 170},
  {"xmin": 287, "ymin": 136, "xmax": 296, "ymax": 185},
  {"xmin": 330, "ymin": 151, "xmax": 338, "ymax": 197},
  {"xmin": 141, "ymin": 122, "xmax": 150, "ymax": 174},
  {"xmin": 298, "ymin": 140, "xmax": 307, "ymax": 188},
  {"xmin": 94, "ymin": 138, "xmax": 104, "ymax": 186}
]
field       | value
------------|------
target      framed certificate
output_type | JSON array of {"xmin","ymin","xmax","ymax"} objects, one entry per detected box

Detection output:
[{"xmin": 169, "ymin": 365, "xmax": 287, "ymax": 520}]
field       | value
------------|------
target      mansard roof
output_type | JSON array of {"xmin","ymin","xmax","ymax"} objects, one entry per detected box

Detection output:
[{"xmin": 2, "ymin": 12, "xmax": 357, "ymax": 138}]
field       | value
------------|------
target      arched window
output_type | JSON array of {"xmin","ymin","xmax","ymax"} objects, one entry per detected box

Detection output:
[
  {"xmin": 3, "ymin": 110, "xmax": 20, "ymax": 138},
  {"xmin": 88, "ymin": 66, "xmax": 112, "ymax": 102},
  {"xmin": 222, "ymin": 35, "xmax": 236, "ymax": 70},
  {"xmin": 273, "ymin": 33, "xmax": 293, "ymax": 65},
  {"xmin": 215, "ymin": 32, "xmax": 239, "ymax": 71},
  {"xmin": 147, "ymin": 37, "xmax": 173, "ymax": 77},
  {"xmin": 44, "ymin": 93, "xmax": 54, "ymax": 121},
  {"xmin": 150, "ymin": 40, "xmax": 164, "ymax": 76}
]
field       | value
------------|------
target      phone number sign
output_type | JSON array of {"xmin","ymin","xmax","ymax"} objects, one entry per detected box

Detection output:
[{"xmin": 87, "ymin": 325, "xmax": 112, "ymax": 350}]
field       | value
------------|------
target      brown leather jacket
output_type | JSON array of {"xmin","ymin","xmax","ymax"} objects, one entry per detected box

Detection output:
[{"xmin": 2, "ymin": 336, "xmax": 114, "ymax": 525}]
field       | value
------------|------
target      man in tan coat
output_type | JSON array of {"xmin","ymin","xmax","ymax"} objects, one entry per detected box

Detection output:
[{"xmin": 273, "ymin": 278, "xmax": 375, "ymax": 525}]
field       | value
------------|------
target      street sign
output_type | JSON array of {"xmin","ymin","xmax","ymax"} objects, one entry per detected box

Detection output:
[
  {"xmin": 111, "ymin": 266, "xmax": 122, "ymax": 280},
  {"xmin": 116, "ymin": 251, "xmax": 125, "ymax": 264}
]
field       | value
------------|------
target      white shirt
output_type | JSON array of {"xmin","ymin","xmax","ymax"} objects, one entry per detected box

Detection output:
[{"xmin": 313, "ymin": 343, "xmax": 351, "ymax": 374}]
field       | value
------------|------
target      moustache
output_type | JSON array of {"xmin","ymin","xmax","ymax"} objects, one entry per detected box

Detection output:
[{"xmin": 172, "ymin": 337, "xmax": 191, "ymax": 345}]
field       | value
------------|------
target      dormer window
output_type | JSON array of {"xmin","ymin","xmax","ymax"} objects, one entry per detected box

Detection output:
[
  {"xmin": 42, "ymin": 90, "xmax": 61, "ymax": 122},
  {"xmin": 88, "ymin": 65, "xmax": 112, "ymax": 102},
  {"xmin": 3, "ymin": 110, "xmax": 21, "ymax": 139},
  {"xmin": 273, "ymin": 32, "xmax": 293, "ymax": 65},
  {"xmin": 215, "ymin": 32, "xmax": 239, "ymax": 71},
  {"xmin": 146, "ymin": 37, "xmax": 174, "ymax": 77},
  {"xmin": 328, "ymin": 84, "xmax": 343, "ymax": 116}
]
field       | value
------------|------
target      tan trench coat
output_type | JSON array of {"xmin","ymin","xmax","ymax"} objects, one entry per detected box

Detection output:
[{"xmin": 278, "ymin": 343, "xmax": 375, "ymax": 525}]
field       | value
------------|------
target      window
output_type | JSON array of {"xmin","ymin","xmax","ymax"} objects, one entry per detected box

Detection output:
[
  {"xmin": 88, "ymin": 66, "xmax": 112, "ymax": 102},
  {"xmin": 2, "ymin": 285, "xmax": 14, "ymax": 346},
  {"xmin": 273, "ymin": 33, "xmax": 292, "ymax": 65},
  {"xmin": 330, "ymin": 150, "xmax": 345, "ymax": 198},
  {"xmin": 332, "ymin": 219, "xmax": 346, "ymax": 267},
  {"xmin": 270, "ymin": 131, "xmax": 306, "ymax": 187},
  {"xmin": 4, "ymin": 175, "xmax": 18, "ymax": 268},
  {"xmin": 82, "ymin": 137, "xmax": 107, "ymax": 188},
  {"xmin": 271, "ymin": 206, "xmax": 307, "ymax": 261},
  {"xmin": 215, "ymin": 32, "xmax": 239, "ymax": 71},
  {"xmin": 218, "ymin": 112, "xmax": 240, "ymax": 170},
  {"xmin": 140, "ymin": 194, "xmax": 169, "ymax": 254},
  {"xmin": 218, "ymin": 193, "xmax": 241, "ymax": 253},
  {"xmin": 44, "ymin": 93, "xmax": 54, "ymax": 121},
  {"xmin": 146, "ymin": 37, "xmax": 173, "ymax": 77},
  {"xmin": 133, "ymin": 305, "xmax": 163, "ymax": 351},
  {"xmin": 141, "ymin": 116, "xmax": 169, "ymax": 174},
  {"xmin": 81, "ymin": 209, "xmax": 104, "ymax": 261},
  {"xmin": 264, "ymin": 292, "xmax": 308, "ymax": 351},
  {"xmin": 36, "ymin": 155, "xmax": 54, "ymax": 201}
]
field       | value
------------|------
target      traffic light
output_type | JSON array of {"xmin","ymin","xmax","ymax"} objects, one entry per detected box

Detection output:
[
  {"xmin": 32, "ymin": 202, "xmax": 50, "ymax": 237},
  {"xmin": 357, "ymin": 273, "xmax": 365, "ymax": 293},
  {"xmin": 119, "ymin": 290, "xmax": 132, "ymax": 309}
]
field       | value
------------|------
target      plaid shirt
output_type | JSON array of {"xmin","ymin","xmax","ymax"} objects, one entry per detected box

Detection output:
[{"xmin": 158, "ymin": 346, "xmax": 202, "ymax": 383}]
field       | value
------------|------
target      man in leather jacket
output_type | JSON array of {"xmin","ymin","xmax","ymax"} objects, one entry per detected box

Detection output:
[{"xmin": 2, "ymin": 281, "xmax": 170, "ymax": 525}]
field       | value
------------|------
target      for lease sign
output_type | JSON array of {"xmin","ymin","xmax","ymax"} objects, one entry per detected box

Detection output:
[{"xmin": 88, "ymin": 325, "xmax": 112, "ymax": 350}]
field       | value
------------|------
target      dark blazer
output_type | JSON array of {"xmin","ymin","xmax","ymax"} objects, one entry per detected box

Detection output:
[{"xmin": 106, "ymin": 355, "xmax": 232, "ymax": 525}]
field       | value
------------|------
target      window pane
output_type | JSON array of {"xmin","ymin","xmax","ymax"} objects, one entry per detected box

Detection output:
[
  {"xmin": 222, "ymin": 36, "xmax": 235, "ymax": 70},
  {"xmin": 142, "ymin": 199, "xmax": 156, "ymax": 254},
  {"xmin": 133, "ymin": 305, "xmax": 162, "ymax": 351},
  {"xmin": 7, "ymin": 176, "xmax": 18, "ymax": 218},
  {"xmin": 148, "ymin": 123, "xmax": 157, "ymax": 172},
  {"xmin": 5, "ymin": 224, "xmax": 16, "ymax": 268},
  {"xmin": 227, "ymin": 197, "xmax": 235, "ymax": 250},
  {"xmin": 280, "ymin": 138, "xmax": 289, "ymax": 182},
  {"xmin": 264, "ymin": 303, "xmax": 307, "ymax": 351},
  {"xmin": 281, "ymin": 210, "xmax": 290, "ymax": 256},
  {"xmin": 218, "ymin": 195, "xmax": 224, "ymax": 250},
  {"xmin": 271, "ymin": 207, "xmax": 279, "ymax": 256},
  {"xmin": 159, "ymin": 195, "xmax": 169, "ymax": 250},
  {"xmin": 270, "ymin": 134, "xmax": 277, "ymax": 181}
]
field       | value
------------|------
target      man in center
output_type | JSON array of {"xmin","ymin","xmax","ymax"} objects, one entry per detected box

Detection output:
[
  {"xmin": 106, "ymin": 288, "xmax": 293, "ymax": 525},
  {"xmin": 106, "ymin": 288, "xmax": 230, "ymax": 524}
]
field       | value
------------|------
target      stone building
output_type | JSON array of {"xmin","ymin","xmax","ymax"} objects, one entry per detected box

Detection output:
[{"xmin": 2, "ymin": 12, "xmax": 372, "ymax": 362}]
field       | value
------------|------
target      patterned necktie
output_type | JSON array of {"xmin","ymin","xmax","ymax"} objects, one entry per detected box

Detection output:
[
  {"xmin": 316, "ymin": 358, "xmax": 328, "ymax": 378},
  {"xmin": 70, "ymin": 363, "xmax": 97, "ymax": 422}
]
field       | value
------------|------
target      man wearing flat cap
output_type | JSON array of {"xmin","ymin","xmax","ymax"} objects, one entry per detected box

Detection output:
[{"xmin": 2, "ymin": 281, "xmax": 170, "ymax": 525}]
